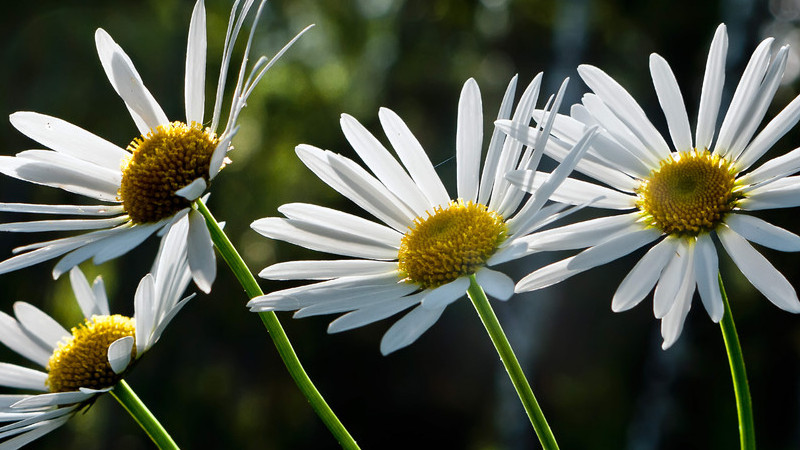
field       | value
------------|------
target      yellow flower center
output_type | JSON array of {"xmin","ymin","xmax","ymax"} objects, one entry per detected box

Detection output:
[
  {"xmin": 398, "ymin": 200, "xmax": 507, "ymax": 289},
  {"xmin": 636, "ymin": 150, "xmax": 739, "ymax": 236},
  {"xmin": 46, "ymin": 315, "xmax": 136, "ymax": 393},
  {"xmin": 119, "ymin": 121, "xmax": 219, "ymax": 224}
]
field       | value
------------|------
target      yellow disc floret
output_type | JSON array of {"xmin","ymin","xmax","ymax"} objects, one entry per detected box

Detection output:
[
  {"xmin": 46, "ymin": 315, "xmax": 136, "ymax": 393},
  {"xmin": 398, "ymin": 200, "xmax": 507, "ymax": 289},
  {"xmin": 636, "ymin": 150, "xmax": 739, "ymax": 236},
  {"xmin": 119, "ymin": 121, "xmax": 219, "ymax": 224}
]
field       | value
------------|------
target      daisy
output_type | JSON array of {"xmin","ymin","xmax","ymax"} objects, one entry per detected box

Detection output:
[
  {"xmin": 248, "ymin": 75, "xmax": 598, "ymax": 355},
  {"xmin": 0, "ymin": 0, "xmax": 309, "ymax": 292},
  {"xmin": 497, "ymin": 23, "xmax": 800, "ymax": 349},
  {"xmin": 0, "ymin": 217, "xmax": 194, "ymax": 447}
]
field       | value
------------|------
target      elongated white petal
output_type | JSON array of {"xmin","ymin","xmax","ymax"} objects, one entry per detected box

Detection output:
[
  {"xmin": 660, "ymin": 259, "xmax": 696, "ymax": 350},
  {"xmin": 505, "ymin": 169, "xmax": 634, "ymax": 210},
  {"xmin": 187, "ymin": 210, "xmax": 215, "ymax": 293},
  {"xmin": 0, "ymin": 216, "xmax": 127, "ymax": 233},
  {"xmin": 725, "ymin": 213, "xmax": 800, "ymax": 251},
  {"xmin": 95, "ymin": 29, "xmax": 169, "ymax": 133},
  {"xmin": 719, "ymin": 226, "xmax": 800, "ymax": 312},
  {"xmin": 9, "ymin": 112, "xmax": 129, "ymax": 170},
  {"xmin": 277, "ymin": 202, "xmax": 402, "ymax": 247},
  {"xmin": 475, "ymin": 268, "xmax": 515, "ymax": 301},
  {"xmin": 0, "ymin": 414, "xmax": 72, "ymax": 447},
  {"xmin": 578, "ymin": 64, "xmax": 670, "ymax": 160},
  {"xmin": 715, "ymin": 37, "xmax": 773, "ymax": 158},
  {"xmin": 185, "ymin": 0, "xmax": 207, "ymax": 124},
  {"xmin": 12, "ymin": 303, "xmax": 68, "ymax": 351},
  {"xmin": 694, "ymin": 234, "xmax": 723, "ymax": 322},
  {"xmin": 328, "ymin": 294, "xmax": 423, "ymax": 334},
  {"xmin": 515, "ymin": 255, "xmax": 588, "ymax": 292},
  {"xmin": 149, "ymin": 294, "xmax": 195, "ymax": 346},
  {"xmin": 91, "ymin": 276, "xmax": 110, "ymax": 317},
  {"xmin": 696, "ymin": 24, "xmax": 728, "ymax": 151},
  {"xmin": 380, "ymin": 304, "xmax": 446, "ymax": 355},
  {"xmin": 0, "ymin": 364, "xmax": 47, "ymax": 391},
  {"xmin": 478, "ymin": 74, "xmax": 520, "ymax": 204},
  {"xmin": 50, "ymin": 227, "xmax": 133, "ymax": 279},
  {"xmin": 0, "ymin": 154, "xmax": 120, "ymax": 202},
  {"xmin": 741, "ymin": 146, "xmax": 800, "ymax": 188},
  {"xmin": 652, "ymin": 243, "xmax": 691, "ymax": 319},
  {"xmin": 12, "ymin": 391, "xmax": 94, "ymax": 409},
  {"xmin": 134, "ymin": 274, "xmax": 156, "ymax": 355},
  {"xmin": 741, "ymin": 177, "xmax": 800, "ymax": 210},
  {"xmin": 0, "ymin": 203, "xmax": 123, "ymax": 216},
  {"xmin": 91, "ymin": 221, "xmax": 163, "ymax": 265},
  {"xmin": 175, "ymin": 177, "xmax": 207, "ymax": 201},
  {"xmin": 736, "ymin": 84, "xmax": 800, "ymax": 170},
  {"xmin": 567, "ymin": 226, "xmax": 662, "ymax": 272},
  {"xmin": 612, "ymin": 238, "xmax": 676, "ymax": 312},
  {"xmin": 420, "ymin": 278, "xmax": 469, "ymax": 310},
  {"xmin": 0, "ymin": 229, "xmax": 114, "ymax": 279},
  {"xmin": 340, "ymin": 114, "xmax": 430, "ymax": 215},
  {"xmin": 456, "ymin": 78, "xmax": 482, "ymax": 202},
  {"xmin": 293, "ymin": 281, "xmax": 414, "ymax": 318},
  {"xmin": 0, "ymin": 313, "xmax": 51, "ymax": 367},
  {"xmin": 650, "ymin": 53, "xmax": 692, "ymax": 151},
  {"xmin": 259, "ymin": 260, "xmax": 398, "ymax": 280},
  {"xmin": 107, "ymin": 337, "xmax": 134, "ymax": 374},
  {"xmin": 378, "ymin": 107, "xmax": 450, "ymax": 207}
]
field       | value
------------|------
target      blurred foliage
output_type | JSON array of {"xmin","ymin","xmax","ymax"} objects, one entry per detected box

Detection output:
[{"xmin": 0, "ymin": 0, "xmax": 799, "ymax": 449}]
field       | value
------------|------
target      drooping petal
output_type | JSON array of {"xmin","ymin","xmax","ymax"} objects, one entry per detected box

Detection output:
[
  {"xmin": 694, "ymin": 234, "xmax": 723, "ymax": 322},
  {"xmin": 134, "ymin": 274, "xmax": 156, "ymax": 356},
  {"xmin": 420, "ymin": 278, "xmax": 470, "ymax": 310},
  {"xmin": 187, "ymin": 209, "xmax": 216, "ymax": 294},
  {"xmin": 379, "ymin": 304, "xmax": 446, "ymax": 355},
  {"xmin": 612, "ymin": 237, "xmax": 676, "ymax": 312},
  {"xmin": 328, "ymin": 294, "xmax": 422, "ymax": 334},
  {"xmin": 718, "ymin": 226, "xmax": 800, "ymax": 312},
  {"xmin": 475, "ymin": 268, "xmax": 515, "ymax": 301}
]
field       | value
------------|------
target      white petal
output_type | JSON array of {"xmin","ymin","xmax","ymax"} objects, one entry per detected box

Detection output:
[
  {"xmin": 0, "ymin": 203, "xmax": 123, "ymax": 216},
  {"xmin": 187, "ymin": 210, "xmax": 216, "ymax": 294},
  {"xmin": 696, "ymin": 24, "xmax": 728, "ymax": 151},
  {"xmin": 740, "ymin": 146, "xmax": 800, "ymax": 188},
  {"xmin": 9, "ymin": 112, "xmax": 129, "ymax": 170},
  {"xmin": 0, "ymin": 414, "xmax": 72, "ymax": 447},
  {"xmin": 694, "ymin": 234, "xmax": 723, "ymax": 322},
  {"xmin": 0, "ymin": 154, "xmax": 120, "ymax": 202},
  {"xmin": 134, "ymin": 274, "xmax": 157, "ymax": 355},
  {"xmin": 380, "ymin": 304, "xmax": 446, "ymax": 355},
  {"xmin": 175, "ymin": 178, "xmax": 207, "ymax": 201},
  {"xmin": 478, "ymin": 74, "xmax": 521, "ymax": 205},
  {"xmin": 107, "ymin": 337, "xmax": 134, "ymax": 374},
  {"xmin": 456, "ymin": 78, "xmax": 483, "ymax": 202},
  {"xmin": 250, "ymin": 217, "xmax": 399, "ymax": 260},
  {"xmin": 259, "ymin": 260, "xmax": 398, "ymax": 280},
  {"xmin": 95, "ymin": 29, "xmax": 169, "ymax": 133},
  {"xmin": 92, "ymin": 276, "xmax": 110, "ymax": 316},
  {"xmin": 0, "ymin": 364, "xmax": 47, "ymax": 391},
  {"xmin": 0, "ymin": 216, "xmax": 127, "ymax": 233},
  {"xmin": 12, "ymin": 391, "xmax": 94, "ymax": 409},
  {"xmin": 475, "ymin": 268, "xmax": 515, "ymax": 301},
  {"xmin": 719, "ymin": 226, "xmax": 800, "ymax": 312},
  {"xmin": 505, "ymin": 169, "xmax": 634, "ymax": 210},
  {"xmin": 515, "ymin": 255, "xmax": 587, "ymax": 293},
  {"xmin": 612, "ymin": 238, "xmax": 676, "ymax": 312},
  {"xmin": 12, "ymin": 303, "xmax": 69, "ymax": 351},
  {"xmin": 737, "ymin": 92, "xmax": 800, "ymax": 170},
  {"xmin": 50, "ymin": 227, "xmax": 133, "ymax": 279},
  {"xmin": 715, "ymin": 37, "xmax": 773, "ymax": 158},
  {"xmin": 567, "ymin": 226, "xmax": 662, "ymax": 272},
  {"xmin": 185, "ymin": 0, "xmax": 207, "ymax": 124},
  {"xmin": 208, "ymin": 130, "xmax": 235, "ymax": 179},
  {"xmin": 0, "ymin": 313, "xmax": 51, "ymax": 367},
  {"xmin": 725, "ymin": 213, "xmax": 800, "ymax": 251},
  {"xmin": 421, "ymin": 278, "xmax": 469, "ymax": 310},
  {"xmin": 741, "ymin": 177, "xmax": 800, "ymax": 210},
  {"xmin": 378, "ymin": 108, "xmax": 450, "ymax": 207},
  {"xmin": 0, "ymin": 229, "xmax": 115, "ymax": 279},
  {"xmin": 578, "ymin": 64, "xmax": 670, "ymax": 160},
  {"xmin": 660, "ymin": 261, "xmax": 696, "ymax": 350},
  {"xmin": 294, "ymin": 283, "xmax": 417, "ymax": 318},
  {"xmin": 91, "ymin": 221, "xmax": 163, "ymax": 264},
  {"xmin": 650, "ymin": 53, "xmax": 692, "ymax": 151},
  {"xmin": 328, "ymin": 294, "xmax": 423, "ymax": 333},
  {"xmin": 652, "ymin": 243, "xmax": 692, "ymax": 319},
  {"xmin": 340, "ymin": 114, "xmax": 430, "ymax": 215},
  {"xmin": 278, "ymin": 202, "xmax": 402, "ymax": 247}
]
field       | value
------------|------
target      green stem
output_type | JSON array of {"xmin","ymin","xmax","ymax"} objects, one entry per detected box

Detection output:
[
  {"xmin": 466, "ymin": 274, "xmax": 559, "ymax": 450},
  {"xmin": 194, "ymin": 199, "xmax": 359, "ymax": 450},
  {"xmin": 110, "ymin": 379, "xmax": 179, "ymax": 449},
  {"xmin": 717, "ymin": 274, "xmax": 756, "ymax": 450}
]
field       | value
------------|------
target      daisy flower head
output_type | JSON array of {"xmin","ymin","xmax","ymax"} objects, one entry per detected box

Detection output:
[
  {"xmin": 0, "ymin": 0, "xmax": 310, "ymax": 292},
  {"xmin": 249, "ymin": 75, "xmax": 598, "ymax": 355},
  {"xmin": 0, "ymin": 218, "xmax": 194, "ymax": 447},
  {"xmin": 498, "ymin": 23, "xmax": 800, "ymax": 349}
]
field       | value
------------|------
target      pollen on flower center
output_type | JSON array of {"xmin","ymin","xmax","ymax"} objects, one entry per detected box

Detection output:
[
  {"xmin": 398, "ymin": 200, "xmax": 507, "ymax": 289},
  {"xmin": 46, "ymin": 315, "xmax": 136, "ymax": 393},
  {"xmin": 636, "ymin": 150, "xmax": 739, "ymax": 236},
  {"xmin": 119, "ymin": 121, "xmax": 219, "ymax": 224}
]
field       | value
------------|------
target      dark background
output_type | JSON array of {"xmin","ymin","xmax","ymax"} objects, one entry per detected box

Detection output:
[{"xmin": 0, "ymin": 0, "xmax": 799, "ymax": 448}]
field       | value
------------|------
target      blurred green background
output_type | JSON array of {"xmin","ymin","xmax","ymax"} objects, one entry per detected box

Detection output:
[{"xmin": 1, "ymin": 0, "xmax": 799, "ymax": 448}]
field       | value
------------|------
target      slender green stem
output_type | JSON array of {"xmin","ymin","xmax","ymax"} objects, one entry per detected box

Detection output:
[
  {"xmin": 717, "ymin": 274, "xmax": 756, "ymax": 450},
  {"xmin": 466, "ymin": 275, "xmax": 559, "ymax": 449},
  {"xmin": 110, "ymin": 379, "xmax": 179, "ymax": 450},
  {"xmin": 194, "ymin": 199, "xmax": 359, "ymax": 450}
]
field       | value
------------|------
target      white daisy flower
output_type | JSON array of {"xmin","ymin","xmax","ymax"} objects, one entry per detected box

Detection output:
[
  {"xmin": 497, "ymin": 23, "xmax": 800, "ymax": 349},
  {"xmin": 249, "ymin": 75, "xmax": 598, "ymax": 355},
  {"xmin": 0, "ymin": 0, "xmax": 309, "ymax": 293},
  {"xmin": 0, "ymin": 218, "xmax": 194, "ymax": 447}
]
